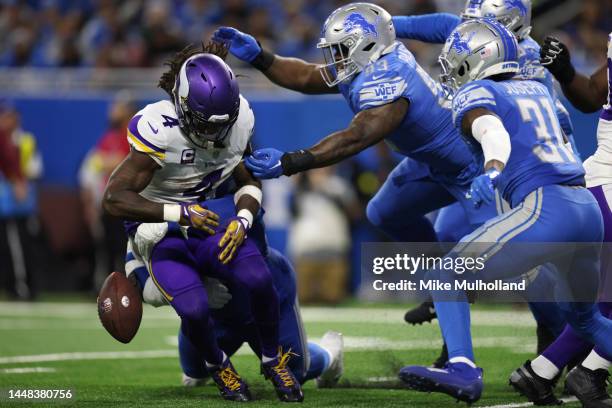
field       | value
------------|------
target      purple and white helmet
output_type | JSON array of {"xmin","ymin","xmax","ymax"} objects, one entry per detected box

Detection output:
[{"xmin": 172, "ymin": 53, "xmax": 240, "ymax": 147}]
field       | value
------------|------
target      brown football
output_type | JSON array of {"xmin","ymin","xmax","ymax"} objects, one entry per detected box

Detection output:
[{"xmin": 97, "ymin": 271, "xmax": 142, "ymax": 344}]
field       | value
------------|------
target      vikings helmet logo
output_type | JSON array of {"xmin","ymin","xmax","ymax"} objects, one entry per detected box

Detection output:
[
  {"xmin": 450, "ymin": 31, "xmax": 476, "ymax": 55},
  {"xmin": 504, "ymin": 0, "xmax": 527, "ymax": 16},
  {"xmin": 343, "ymin": 13, "xmax": 378, "ymax": 37}
]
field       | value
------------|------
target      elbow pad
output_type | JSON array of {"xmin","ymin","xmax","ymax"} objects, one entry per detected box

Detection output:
[{"xmin": 472, "ymin": 115, "xmax": 511, "ymax": 166}]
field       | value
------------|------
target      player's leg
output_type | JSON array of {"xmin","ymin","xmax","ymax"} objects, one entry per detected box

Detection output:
[
  {"xmin": 366, "ymin": 158, "xmax": 455, "ymax": 242},
  {"xmin": 150, "ymin": 233, "xmax": 251, "ymax": 401},
  {"xmin": 400, "ymin": 186, "xmax": 608, "ymax": 403}
]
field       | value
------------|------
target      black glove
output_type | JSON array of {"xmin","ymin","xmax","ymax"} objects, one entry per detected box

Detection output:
[{"xmin": 540, "ymin": 36, "xmax": 576, "ymax": 85}]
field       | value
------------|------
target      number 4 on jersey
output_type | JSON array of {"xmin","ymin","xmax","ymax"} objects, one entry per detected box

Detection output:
[{"xmin": 162, "ymin": 115, "xmax": 179, "ymax": 128}]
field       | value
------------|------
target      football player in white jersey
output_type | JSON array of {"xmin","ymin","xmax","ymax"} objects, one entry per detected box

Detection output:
[
  {"xmin": 102, "ymin": 42, "xmax": 303, "ymax": 402},
  {"xmin": 508, "ymin": 34, "xmax": 612, "ymax": 407}
]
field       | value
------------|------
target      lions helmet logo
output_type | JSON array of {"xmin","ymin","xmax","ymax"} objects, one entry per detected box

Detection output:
[
  {"xmin": 504, "ymin": 0, "xmax": 528, "ymax": 16},
  {"xmin": 450, "ymin": 31, "xmax": 476, "ymax": 55},
  {"xmin": 343, "ymin": 13, "xmax": 378, "ymax": 37}
]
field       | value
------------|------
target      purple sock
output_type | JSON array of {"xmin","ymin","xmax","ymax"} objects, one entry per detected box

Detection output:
[
  {"xmin": 231, "ymin": 255, "xmax": 280, "ymax": 358},
  {"xmin": 541, "ymin": 323, "xmax": 592, "ymax": 369},
  {"xmin": 592, "ymin": 302, "xmax": 612, "ymax": 361}
]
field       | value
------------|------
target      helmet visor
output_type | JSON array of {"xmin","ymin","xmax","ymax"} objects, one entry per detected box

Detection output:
[{"xmin": 318, "ymin": 40, "xmax": 358, "ymax": 87}]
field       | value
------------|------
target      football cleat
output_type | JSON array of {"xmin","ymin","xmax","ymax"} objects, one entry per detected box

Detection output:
[
  {"xmin": 432, "ymin": 343, "xmax": 449, "ymax": 369},
  {"xmin": 565, "ymin": 365, "xmax": 612, "ymax": 408},
  {"xmin": 316, "ymin": 331, "xmax": 344, "ymax": 388},
  {"xmin": 181, "ymin": 373, "xmax": 209, "ymax": 387},
  {"xmin": 508, "ymin": 361, "xmax": 562, "ymax": 405},
  {"xmin": 261, "ymin": 348, "xmax": 304, "ymax": 402},
  {"xmin": 404, "ymin": 301, "xmax": 437, "ymax": 325},
  {"xmin": 209, "ymin": 358, "xmax": 252, "ymax": 402},
  {"xmin": 399, "ymin": 362, "xmax": 483, "ymax": 403}
]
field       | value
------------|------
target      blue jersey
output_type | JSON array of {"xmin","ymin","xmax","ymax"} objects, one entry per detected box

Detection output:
[
  {"xmin": 452, "ymin": 79, "xmax": 584, "ymax": 207},
  {"xmin": 392, "ymin": 15, "xmax": 574, "ymax": 136},
  {"xmin": 338, "ymin": 42, "xmax": 477, "ymax": 179}
]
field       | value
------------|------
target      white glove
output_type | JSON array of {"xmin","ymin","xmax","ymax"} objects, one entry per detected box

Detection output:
[
  {"xmin": 134, "ymin": 222, "xmax": 168, "ymax": 262},
  {"xmin": 203, "ymin": 277, "xmax": 232, "ymax": 309}
]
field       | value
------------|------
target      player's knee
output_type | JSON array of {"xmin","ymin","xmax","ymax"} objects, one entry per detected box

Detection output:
[{"xmin": 173, "ymin": 288, "xmax": 210, "ymax": 322}]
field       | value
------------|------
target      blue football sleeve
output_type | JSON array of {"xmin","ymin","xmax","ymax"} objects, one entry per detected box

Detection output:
[
  {"xmin": 555, "ymin": 99, "xmax": 575, "ymax": 138},
  {"xmin": 452, "ymin": 81, "xmax": 498, "ymax": 129},
  {"xmin": 357, "ymin": 66, "xmax": 409, "ymax": 110},
  {"xmin": 392, "ymin": 13, "xmax": 461, "ymax": 44}
]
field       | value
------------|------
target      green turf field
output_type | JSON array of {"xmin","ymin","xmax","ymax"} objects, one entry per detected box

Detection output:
[{"xmin": 0, "ymin": 301, "xmax": 583, "ymax": 407}]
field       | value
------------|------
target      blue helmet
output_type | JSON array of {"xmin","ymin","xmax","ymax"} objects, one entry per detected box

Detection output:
[{"xmin": 172, "ymin": 53, "xmax": 240, "ymax": 147}]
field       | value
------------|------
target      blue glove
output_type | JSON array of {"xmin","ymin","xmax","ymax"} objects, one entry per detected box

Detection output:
[
  {"xmin": 212, "ymin": 27, "xmax": 261, "ymax": 63},
  {"xmin": 467, "ymin": 169, "xmax": 500, "ymax": 208},
  {"xmin": 245, "ymin": 148, "xmax": 285, "ymax": 179}
]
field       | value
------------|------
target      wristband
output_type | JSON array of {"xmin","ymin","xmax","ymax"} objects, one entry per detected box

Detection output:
[
  {"xmin": 237, "ymin": 209, "xmax": 253, "ymax": 229},
  {"xmin": 281, "ymin": 150, "xmax": 315, "ymax": 176},
  {"xmin": 251, "ymin": 46, "xmax": 275, "ymax": 71},
  {"xmin": 163, "ymin": 204, "xmax": 181, "ymax": 222}
]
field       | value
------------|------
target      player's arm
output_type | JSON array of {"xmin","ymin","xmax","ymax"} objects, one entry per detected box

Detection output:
[
  {"xmin": 217, "ymin": 162, "xmax": 262, "ymax": 264},
  {"xmin": 461, "ymin": 108, "xmax": 511, "ymax": 206},
  {"xmin": 213, "ymin": 27, "xmax": 336, "ymax": 95},
  {"xmin": 103, "ymin": 149, "xmax": 219, "ymax": 232},
  {"xmin": 392, "ymin": 13, "xmax": 461, "ymax": 44},
  {"xmin": 246, "ymin": 98, "xmax": 409, "ymax": 179},
  {"xmin": 540, "ymin": 36, "xmax": 608, "ymax": 113}
]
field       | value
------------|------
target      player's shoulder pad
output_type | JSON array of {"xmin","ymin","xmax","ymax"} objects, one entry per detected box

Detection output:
[
  {"xmin": 357, "ymin": 44, "xmax": 414, "ymax": 110},
  {"xmin": 452, "ymin": 80, "xmax": 498, "ymax": 128},
  {"xmin": 234, "ymin": 95, "xmax": 255, "ymax": 139},
  {"xmin": 127, "ymin": 101, "xmax": 171, "ymax": 162}
]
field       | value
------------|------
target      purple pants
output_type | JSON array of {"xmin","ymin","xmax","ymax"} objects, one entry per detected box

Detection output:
[
  {"xmin": 542, "ymin": 185, "xmax": 612, "ymax": 368},
  {"xmin": 149, "ymin": 228, "xmax": 279, "ymax": 365}
]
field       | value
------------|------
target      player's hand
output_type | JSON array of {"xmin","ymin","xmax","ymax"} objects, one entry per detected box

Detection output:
[
  {"xmin": 134, "ymin": 222, "xmax": 168, "ymax": 261},
  {"xmin": 245, "ymin": 148, "xmax": 285, "ymax": 179},
  {"xmin": 179, "ymin": 203, "xmax": 220, "ymax": 234},
  {"xmin": 203, "ymin": 277, "xmax": 232, "ymax": 309},
  {"xmin": 213, "ymin": 27, "xmax": 261, "ymax": 63},
  {"xmin": 467, "ymin": 169, "xmax": 500, "ymax": 208},
  {"xmin": 218, "ymin": 217, "xmax": 248, "ymax": 264},
  {"xmin": 540, "ymin": 36, "xmax": 575, "ymax": 84}
]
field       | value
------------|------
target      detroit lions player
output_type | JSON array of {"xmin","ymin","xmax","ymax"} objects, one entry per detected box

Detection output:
[
  {"xmin": 126, "ymin": 195, "xmax": 344, "ymax": 390},
  {"xmin": 213, "ymin": 2, "xmax": 498, "ymax": 245},
  {"xmin": 102, "ymin": 42, "xmax": 303, "ymax": 402},
  {"xmin": 509, "ymin": 34, "xmax": 612, "ymax": 407},
  {"xmin": 398, "ymin": 19, "xmax": 610, "ymax": 403}
]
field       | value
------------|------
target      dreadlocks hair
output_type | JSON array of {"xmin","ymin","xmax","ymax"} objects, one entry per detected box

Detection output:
[{"xmin": 158, "ymin": 41, "xmax": 230, "ymax": 98}]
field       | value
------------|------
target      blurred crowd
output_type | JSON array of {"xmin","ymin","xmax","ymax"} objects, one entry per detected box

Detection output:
[{"xmin": 1, "ymin": 0, "xmax": 608, "ymax": 71}]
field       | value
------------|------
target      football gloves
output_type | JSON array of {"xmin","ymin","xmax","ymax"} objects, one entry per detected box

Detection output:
[
  {"xmin": 179, "ymin": 203, "xmax": 220, "ymax": 234},
  {"xmin": 218, "ymin": 217, "xmax": 249, "ymax": 264},
  {"xmin": 245, "ymin": 148, "xmax": 285, "ymax": 179},
  {"xmin": 213, "ymin": 27, "xmax": 261, "ymax": 63},
  {"xmin": 468, "ymin": 168, "xmax": 500, "ymax": 208},
  {"xmin": 540, "ymin": 36, "xmax": 576, "ymax": 85}
]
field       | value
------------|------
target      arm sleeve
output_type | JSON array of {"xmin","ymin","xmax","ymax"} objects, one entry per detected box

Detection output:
[
  {"xmin": 392, "ymin": 13, "xmax": 461, "ymax": 44},
  {"xmin": 126, "ymin": 113, "xmax": 167, "ymax": 166},
  {"xmin": 357, "ymin": 59, "xmax": 411, "ymax": 110}
]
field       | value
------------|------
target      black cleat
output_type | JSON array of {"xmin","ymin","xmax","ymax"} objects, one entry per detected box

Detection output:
[
  {"xmin": 261, "ymin": 349, "xmax": 304, "ymax": 402},
  {"xmin": 509, "ymin": 361, "xmax": 562, "ymax": 405},
  {"xmin": 432, "ymin": 343, "xmax": 449, "ymax": 369},
  {"xmin": 404, "ymin": 301, "xmax": 436, "ymax": 325},
  {"xmin": 565, "ymin": 365, "xmax": 612, "ymax": 408},
  {"xmin": 209, "ymin": 358, "xmax": 252, "ymax": 402}
]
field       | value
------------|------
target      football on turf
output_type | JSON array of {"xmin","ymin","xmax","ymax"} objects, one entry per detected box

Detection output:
[{"xmin": 97, "ymin": 271, "xmax": 142, "ymax": 343}]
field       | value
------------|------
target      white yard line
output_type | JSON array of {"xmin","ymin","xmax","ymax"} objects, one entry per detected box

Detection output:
[
  {"xmin": 0, "ymin": 302, "xmax": 536, "ymax": 327},
  {"xmin": 1, "ymin": 367, "xmax": 57, "ymax": 374},
  {"xmin": 481, "ymin": 397, "xmax": 577, "ymax": 408},
  {"xmin": 0, "ymin": 350, "xmax": 177, "ymax": 364}
]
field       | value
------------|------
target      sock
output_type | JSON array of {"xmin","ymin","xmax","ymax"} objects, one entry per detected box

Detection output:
[
  {"xmin": 531, "ymin": 355, "xmax": 560, "ymax": 380},
  {"xmin": 581, "ymin": 350, "xmax": 612, "ymax": 371},
  {"xmin": 541, "ymin": 323, "xmax": 591, "ymax": 370},
  {"xmin": 205, "ymin": 352, "xmax": 227, "ymax": 369},
  {"xmin": 449, "ymin": 356, "xmax": 476, "ymax": 368},
  {"xmin": 178, "ymin": 328, "xmax": 207, "ymax": 379},
  {"xmin": 304, "ymin": 342, "xmax": 331, "ymax": 381}
]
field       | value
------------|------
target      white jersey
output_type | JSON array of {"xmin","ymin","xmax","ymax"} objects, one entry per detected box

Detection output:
[
  {"xmin": 584, "ymin": 32, "xmax": 612, "ymax": 188},
  {"xmin": 127, "ymin": 95, "xmax": 254, "ymax": 204}
]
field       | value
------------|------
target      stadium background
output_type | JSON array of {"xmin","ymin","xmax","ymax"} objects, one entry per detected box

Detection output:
[{"xmin": 0, "ymin": 0, "xmax": 609, "ymax": 300}]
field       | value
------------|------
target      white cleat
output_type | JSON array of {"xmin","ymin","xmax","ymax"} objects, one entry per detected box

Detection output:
[
  {"xmin": 316, "ymin": 331, "xmax": 344, "ymax": 388},
  {"xmin": 181, "ymin": 373, "xmax": 208, "ymax": 387}
]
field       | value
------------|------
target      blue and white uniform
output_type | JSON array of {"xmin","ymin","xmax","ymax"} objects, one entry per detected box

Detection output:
[
  {"xmin": 433, "ymin": 78, "xmax": 607, "ymax": 362},
  {"xmin": 345, "ymin": 42, "xmax": 496, "ymax": 242},
  {"xmin": 126, "ymin": 195, "xmax": 330, "ymax": 384},
  {"xmin": 392, "ymin": 13, "xmax": 578, "ymax": 241}
]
